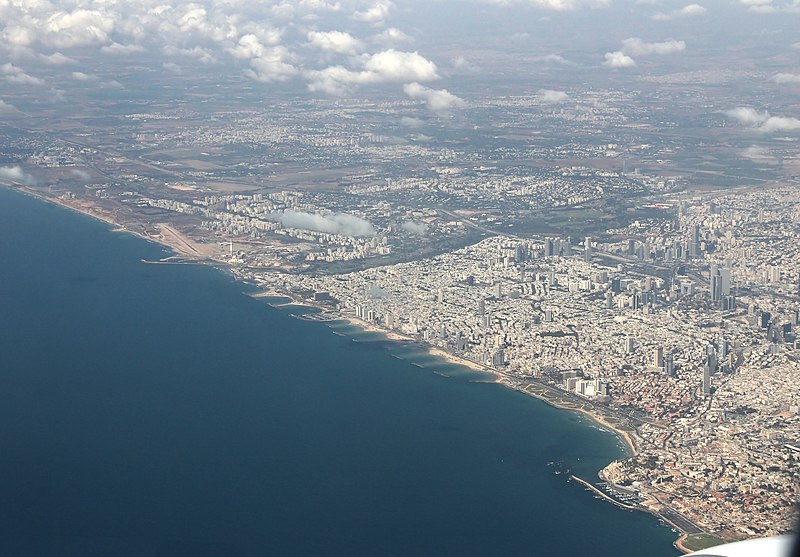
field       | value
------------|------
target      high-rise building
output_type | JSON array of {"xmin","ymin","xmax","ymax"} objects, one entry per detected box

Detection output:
[
  {"xmin": 545, "ymin": 238, "xmax": 554, "ymax": 257},
  {"xmin": 702, "ymin": 364, "xmax": 711, "ymax": 397},
  {"xmin": 478, "ymin": 298, "xmax": 485, "ymax": 317},
  {"xmin": 664, "ymin": 353, "xmax": 675, "ymax": 377},
  {"xmin": 625, "ymin": 337, "xmax": 635, "ymax": 354},
  {"xmin": 491, "ymin": 348, "xmax": 505, "ymax": 367},
  {"xmin": 584, "ymin": 236, "xmax": 592, "ymax": 262},
  {"xmin": 653, "ymin": 346, "xmax": 664, "ymax": 368},
  {"xmin": 720, "ymin": 267, "xmax": 732, "ymax": 296},
  {"xmin": 718, "ymin": 336, "xmax": 728, "ymax": 360}
]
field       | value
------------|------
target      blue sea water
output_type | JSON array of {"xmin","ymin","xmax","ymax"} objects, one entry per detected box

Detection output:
[{"xmin": 0, "ymin": 187, "xmax": 679, "ymax": 556}]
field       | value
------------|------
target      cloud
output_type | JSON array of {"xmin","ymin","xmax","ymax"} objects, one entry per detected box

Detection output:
[
  {"xmin": 401, "ymin": 221, "xmax": 427, "ymax": 235},
  {"xmin": 372, "ymin": 27, "xmax": 412, "ymax": 45},
  {"xmin": 0, "ymin": 63, "xmax": 45, "ymax": 86},
  {"xmin": 603, "ymin": 51, "xmax": 636, "ymax": 67},
  {"xmin": 352, "ymin": 0, "xmax": 394, "ymax": 24},
  {"xmin": 39, "ymin": 52, "xmax": 75, "ymax": 64},
  {"xmin": 403, "ymin": 82, "xmax": 465, "ymax": 112},
  {"xmin": 722, "ymin": 107, "xmax": 800, "ymax": 133},
  {"xmin": 400, "ymin": 116, "xmax": 424, "ymax": 127},
  {"xmin": 738, "ymin": 0, "xmax": 799, "ymax": 12},
  {"xmin": 275, "ymin": 210, "xmax": 376, "ymax": 236},
  {"xmin": 0, "ymin": 0, "xmax": 464, "ymax": 103},
  {"xmin": 364, "ymin": 49, "xmax": 438, "ymax": 81},
  {"xmin": 230, "ymin": 35, "xmax": 298, "ymax": 82},
  {"xmin": 722, "ymin": 107, "xmax": 769, "ymax": 125},
  {"xmin": 0, "ymin": 100, "xmax": 18, "ymax": 113},
  {"xmin": 653, "ymin": 3, "xmax": 707, "ymax": 19},
  {"xmin": 758, "ymin": 116, "xmax": 800, "ymax": 133},
  {"xmin": 537, "ymin": 89, "xmax": 569, "ymax": 102},
  {"xmin": 740, "ymin": 146, "xmax": 772, "ymax": 159},
  {"xmin": 42, "ymin": 9, "xmax": 116, "ymax": 49},
  {"xmin": 307, "ymin": 30, "xmax": 363, "ymax": 55},
  {"xmin": 773, "ymin": 73, "xmax": 800, "ymax": 84},
  {"xmin": 0, "ymin": 166, "xmax": 37, "ymax": 185},
  {"xmin": 70, "ymin": 169, "xmax": 92, "ymax": 180},
  {"xmin": 484, "ymin": 0, "xmax": 611, "ymax": 11},
  {"xmin": 621, "ymin": 38, "xmax": 686, "ymax": 56},
  {"xmin": 533, "ymin": 53, "xmax": 570, "ymax": 65},
  {"xmin": 100, "ymin": 42, "xmax": 145, "ymax": 55},
  {"xmin": 677, "ymin": 3, "xmax": 708, "ymax": 15},
  {"xmin": 307, "ymin": 49, "xmax": 439, "ymax": 94},
  {"xmin": 71, "ymin": 71, "xmax": 98, "ymax": 81}
]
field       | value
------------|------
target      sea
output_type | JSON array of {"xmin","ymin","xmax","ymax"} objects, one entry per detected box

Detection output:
[{"xmin": 0, "ymin": 187, "xmax": 680, "ymax": 556}]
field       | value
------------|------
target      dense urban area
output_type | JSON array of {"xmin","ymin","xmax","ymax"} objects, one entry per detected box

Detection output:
[{"xmin": 2, "ymin": 63, "xmax": 799, "ymax": 553}]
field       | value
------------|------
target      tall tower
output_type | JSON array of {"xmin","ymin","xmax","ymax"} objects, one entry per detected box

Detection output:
[
  {"xmin": 584, "ymin": 236, "xmax": 592, "ymax": 263},
  {"xmin": 653, "ymin": 346, "xmax": 664, "ymax": 368}
]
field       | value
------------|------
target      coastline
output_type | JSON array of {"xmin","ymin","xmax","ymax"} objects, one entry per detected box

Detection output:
[
  {"xmin": 8, "ymin": 186, "xmax": 218, "ymax": 262},
  {"xmin": 5, "ymin": 184, "xmax": 691, "ymax": 553}
]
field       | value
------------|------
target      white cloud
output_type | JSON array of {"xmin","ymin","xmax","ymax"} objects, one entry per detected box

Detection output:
[
  {"xmin": 0, "ymin": 166, "xmax": 37, "ymax": 185},
  {"xmin": 371, "ymin": 27, "xmax": 412, "ymax": 46},
  {"xmin": 534, "ymin": 53, "xmax": 570, "ymax": 65},
  {"xmin": 740, "ymin": 146, "xmax": 772, "ymax": 159},
  {"xmin": 401, "ymin": 221, "xmax": 427, "ymax": 235},
  {"xmin": 1, "ymin": 63, "xmax": 45, "ymax": 86},
  {"xmin": 403, "ymin": 82, "xmax": 465, "ymax": 112},
  {"xmin": 723, "ymin": 107, "xmax": 769, "ymax": 125},
  {"xmin": 307, "ymin": 49, "xmax": 439, "ymax": 94},
  {"xmin": 246, "ymin": 47, "xmax": 299, "ymax": 82},
  {"xmin": 274, "ymin": 210, "xmax": 376, "ymax": 236},
  {"xmin": 537, "ymin": 89, "xmax": 569, "ymax": 102},
  {"xmin": 603, "ymin": 51, "xmax": 636, "ymax": 67},
  {"xmin": 0, "ymin": 100, "xmax": 18, "ymax": 113},
  {"xmin": 307, "ymin": 30, "xmax": 363, "ymax": 55},
  {"xmin": 722, "ymin": 107, "xmax": 800, "ymax": 133},
  {"xmin": 759, "ymin": 116, "xmax": 800, "ymax": 133},
  {"xmin": 485, "ymin": 0, "xmax": 611, "ymax": 11},
  {"xmin": 678, "ymin": 3, "xmax": 707, "ymax": 15},
  {"xmin": 621, "ymin": 38, "xmax": 686, "ymax": 56},
  {"xmin": 738, "ymin": 0, "xmax": 800, "ymax": 12},
  {"xmin": 0, "ymin": 0, "xmax": 462, "ymax": 101},
  {"xmin": 39, "ymin": 52, "xmax": 75, "ymax": 64},
  {"xmin": 364, "ymin": 49, "xmax": 438, "ymax": 81},
  {"xmin": 400, "ymin": 116, "xmax": 424, "ymax": 127},
  {"xmin": 352, "ymin": 0, "xmax": 394, "ymax": 24},
  {"xmin": 71, "ymin": 71, "xmax": 97, "ymax": 81},
  {"xmin": 43, "ymin": 9, "xmax": 115, "ymax": 48},
  {"xmin": 230, "ymin": 35, "xmax": 298, "ymax": 82},
  {"xmin": 653, "ymin": 3, "xmax": 707, "ymax": 19},
  {"xmin": 773, "ymin": 73, "xmax": 800, "ymax": 84},
  {"xmin": 100, "ymin": 42, "xmax": 145, "ymax": 55}
]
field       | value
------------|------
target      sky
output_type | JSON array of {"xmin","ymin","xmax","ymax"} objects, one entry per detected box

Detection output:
[{"xmin": 0, "ymin": 0, "xmax": 798, "ymax": 116}]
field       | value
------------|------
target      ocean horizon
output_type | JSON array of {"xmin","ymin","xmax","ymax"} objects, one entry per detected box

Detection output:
[{"xmin": 0, "ymin": 186, "xmax": 680, "ymax": 556}]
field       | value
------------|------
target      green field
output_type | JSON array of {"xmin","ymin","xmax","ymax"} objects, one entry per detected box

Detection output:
[{"xmin": 680, "ymin": 533, "xmax": 725, "ymax": 552}]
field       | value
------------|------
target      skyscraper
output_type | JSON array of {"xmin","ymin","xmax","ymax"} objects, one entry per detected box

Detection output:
[
  {"xmin": 653, "ymin": 346, "xmax": 664, "ymax": 368},
  {"xmin": 664, "ymin": 353, "xmax": 675, "ymax": 377}
]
